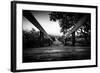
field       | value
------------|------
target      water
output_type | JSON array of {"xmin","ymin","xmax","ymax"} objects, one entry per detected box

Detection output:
[{"xmin": 23, "ymin": 46, "xmax": 91, "ymax": 63}]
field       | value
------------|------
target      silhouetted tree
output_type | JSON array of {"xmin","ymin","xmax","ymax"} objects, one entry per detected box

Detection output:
[{"xmin": 49, "ymin": 12, "xmax": 90, "ymax": 46}]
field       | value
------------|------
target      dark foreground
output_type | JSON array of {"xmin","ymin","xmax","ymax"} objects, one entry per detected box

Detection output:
[{"xmin": 23, "ymin": 46, "xmax": 91, "ymax": 63}]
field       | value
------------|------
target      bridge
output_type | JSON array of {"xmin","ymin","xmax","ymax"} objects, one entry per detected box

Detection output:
[
  {"xmin": 23, "ymin": 10, "xmax": 89, "ymax": 46},
  {"xmin": 23, "ymin": 11, "xmax": 90, "ymax": 62}
]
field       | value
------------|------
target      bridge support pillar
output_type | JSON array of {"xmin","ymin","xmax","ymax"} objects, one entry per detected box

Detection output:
[
  {"xmin": 39, "ymin": 31, "xmax": 44, "ymax": 47},
  {"xmin": 72, "ymin": 31, "xmax": 75, "ymax": 46}
]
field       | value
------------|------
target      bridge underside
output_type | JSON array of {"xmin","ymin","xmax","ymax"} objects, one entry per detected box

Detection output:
[
  {"xmin": 23, "ymin": 10, "xmax": 53, "ymax": 42},
  {"xmin": 23, "ymin": 10, "xmax": 89, "ymax": 47}
]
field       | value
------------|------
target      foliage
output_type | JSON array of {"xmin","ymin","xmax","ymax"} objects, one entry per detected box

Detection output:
[
  {"xmin": 49, "ymin": 12, "xmax": 91, "ymax": 46},
  {"xmin": 49, "ymin": 12, "xmax": 90, "ymax": 35},
  {"xmin": 23, "ymin": 29, "xmax": 40, "ymax": 49}
]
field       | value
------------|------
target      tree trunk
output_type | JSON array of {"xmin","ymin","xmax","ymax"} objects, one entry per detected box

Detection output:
[{"xmin": 72, "ymin": 31, "xmax": 75, "ymax": 46}]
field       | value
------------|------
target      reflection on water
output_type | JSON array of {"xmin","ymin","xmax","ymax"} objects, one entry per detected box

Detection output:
[{"xmin": 23, "ymin": 46, "xmax": 90, "ymax": 63}]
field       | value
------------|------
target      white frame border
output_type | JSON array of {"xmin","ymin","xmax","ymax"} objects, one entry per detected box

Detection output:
[{"xmin": 16, "ymin": 3, "xmax": 97, "ymax": 70}]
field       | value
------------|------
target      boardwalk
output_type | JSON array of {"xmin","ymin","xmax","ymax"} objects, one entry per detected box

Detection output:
[{"xmin": 23, "ymin": 46, "xmax": 90, "ymax": 63}]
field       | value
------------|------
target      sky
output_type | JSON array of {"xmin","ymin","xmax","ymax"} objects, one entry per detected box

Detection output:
[{"xmin": 22, "ymin": 11, "xmax": 63, "ymax": 36}]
